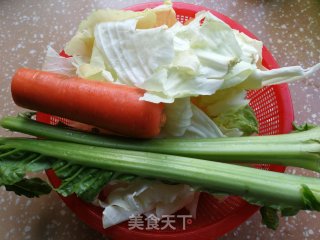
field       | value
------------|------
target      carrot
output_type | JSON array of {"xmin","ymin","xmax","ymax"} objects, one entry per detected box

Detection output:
[{"xmin": 11, "ymin": 68, "xmax": 166, "ymax": 138}]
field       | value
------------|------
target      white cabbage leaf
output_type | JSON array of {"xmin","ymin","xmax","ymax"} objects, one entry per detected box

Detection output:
[
  {"xmin": 95, "ymin": 18, "xmax": 174, "ymax": 86},
  {"xmin": 100, "ymin": 179, "xmax": 197, "ymax": 229},
  {"xmin": 213, "ymin": 105, "xmax": 259, "ymax": 137},
  {"xmin": 233, "ymin": 30, "xmax": 263, "ymax": 66},
  {"xmin": 93, "ymin": 11, "xmax": 251, "ymax": 103},
  {"xmin": 139, "ymin": 11, "xmax": 245, "ymax": 103},
  {"xmin": 195, "ymin": 88, "xmax": 249, "ymax": 117},
  {"xmin": 42, "ymin": 46, "xmax": 76, "ymax": 76},
  {"xmin": 161, "ymin": 98, "xmax": 224, "ymax": 138},
  {"xmin": 260, "ymin": 63, "xmax": 320, "ymax": 86},
  {"xmin": 161, "ymin": 98, "xmax": 193, "ymax": 137},
  {"xmin": 71, "ymin": 44, "xmax": 115, "ymax": 81},
  {"xmin": 64, "ymin": 8, "xmax": 158, "ymax": 58},
  {"xmin": 184, "ymin": 104, "xmax": 225, "ymax": 138},
  {"xmin": 152, "ymin": 0, "xmax": 177, "ymax": 27},
  {"xmin": 65, "ymin": 1, "xmax": 177, "ymax": 81}
]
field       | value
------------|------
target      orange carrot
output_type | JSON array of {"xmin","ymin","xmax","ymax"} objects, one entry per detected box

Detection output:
[{"xmin": 11, "ymin": 68, "xmax": 166, "ymax": 138}]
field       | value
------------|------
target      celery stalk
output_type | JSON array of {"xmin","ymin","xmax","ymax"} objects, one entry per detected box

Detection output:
[
  {"xmin": 0, "ymin": 137, "xmax": 319, "ymax": 212},
  {"xmin": 1, "ymin": 115, "xmax": 320, "ymax": 172}
]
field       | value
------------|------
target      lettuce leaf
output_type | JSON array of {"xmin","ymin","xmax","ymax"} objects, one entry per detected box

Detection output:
[{"xmin": 0, "ymin": 151, "xmax": 52, "ymax": 186}]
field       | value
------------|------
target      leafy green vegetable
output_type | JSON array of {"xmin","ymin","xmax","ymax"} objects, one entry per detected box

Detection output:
[
  {"xmin": 194, "ymin": 88, "xmax": 249, "ymax": 118},
  {"xmin": 0, "ymin": 149, "xmax": 115, "ymax": 201},
  {"xmin": 260, "ymin": 207, "xmax": 279, "ymax": 230},
  {"xmin": 0, "ymin": 148, "xmax": 51, "ymax": 186},
  {"xmin": 301, "ymin": 184, "xmax": 320, "ymax": 211},
  {"xmin": 52, "ymin": 161, "xmax": 114, "ymax": 202},
  {"xmin": 0, "ymin": 140, "xmax": 113, "ymax": 201},
  {"xmin": 183, "ymin": 104, "xmax": 225, "ymax": 138},
  {"xmin": 258, "ymin": 64, "xmax": 320, "ymax": 87},
  {"xmin": 293, "ymin": 122, "xmax": 317, "ymax": 132},
  {"xmin": 213, "ymin": 105, "xmax": 259, "ymax": 136},
  {"xmin": 281, "ymin": 207, "xmax": 300, "ymax": 217},
  {"xmin": 5, "ymin": 178, "xmax": 51, "ymax": 198}
]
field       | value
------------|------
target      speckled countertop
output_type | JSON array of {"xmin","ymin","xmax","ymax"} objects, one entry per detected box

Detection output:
[{"xmin": 0, "ymin": 0, "xmax": 319, "ymax": 239}]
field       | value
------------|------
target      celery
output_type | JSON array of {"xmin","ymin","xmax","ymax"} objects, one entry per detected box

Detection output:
[
  {"xmin": 1, "ymin": 136, "xmax": 320, "ymax": 213},
  {"xmin": 1, "ymin": 115, "xmax": 320, "ymax": 172},
  {"xmin": 1, "ymin": 115, "xmax": 320, "ymax": 229}
]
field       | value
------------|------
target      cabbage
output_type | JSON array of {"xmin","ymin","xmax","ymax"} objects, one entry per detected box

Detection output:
[
  {"xmin": 161, "ymin": 98, "xmax": 193, "ymax": 137},
  {"xmin": 233, "ymin": 30, "xmax": 263, "ymax": 66},
  {"xmin": 194, "ymin": 88, "xmax": 249, "ymax": 117},
  {"xmin": 152, "ymin": 0, "xmax": 177, "ymax": 27},
  {"xmin": 42, "ymin": 46, "xmax": 76, "ymax": 76},
  {"xmin": 161, "ymin": 98, "xmax": 224, "ymax": 138},
  {"xmin": 100, "ymin": 179, "xmax": 196, "ymax": 228},
  {"xmin": 64, "ymin": 9, "xmax": 157, "ymax": 58},
  {"xmin": 95, "ymin": 19, "xmax": 174, "ymax": 86},
  {"xmin": 72, "ymin": 44, "xmax": 115, "ymax": 81},
  {"xmin": 184, "ymin": 104, "xmax": 225, "ymax": 138},
  {"xmin": 260, "ymin": 63, "xmax": 320, "ymax": 86},
  {"xmin": 213, "ymin": 105, "xmax": 259, "ymax": 137}
]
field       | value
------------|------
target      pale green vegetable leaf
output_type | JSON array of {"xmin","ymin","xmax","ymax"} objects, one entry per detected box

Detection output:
[
  {"xmin": 240, "ymin": 62, "xmax": 320, "ymax": 90},
  {"xmin": 65, "ymin": 8, "xmax": 157, "ymax": 58},
  {"xmin": 139, "ymin": 67, "xmax": 224, "ymax": 103},
  {"xmin": 233, "ymin": 30, "xmax": 263, "ymax": 66},
  {"xmin": 160, "ymin": 98, "xmax": 224, "ymax": 138},
  {"xmin": 42, "ymin": 46, "xmax": 76, "ymax": 76},
  {"xmin": 161, "ymin": 98, "xmax": 193, "ymax": 137},
  {"xmin": 196, "ymin": 88, "xmax": 249, "ymax": 117},
  {"xmin": 216, "ymin": 126, "xmax": 244, "ymax": 137},
  {"xmin": 213, "ymin": 105, "xmax": 259, "ymax": 136},
  {"xmin": 220, "ymin": 61, "xmax": 256, "ymax": 89},
  {"xmin": 95, "ymin": 18, "xmax": 174, "ymax": 86},
  {"xmin": 138, "ymin": 11, "xmax": 243, "ymax": 103},
  {"xmin": 184, "ymin": 104, "xmax": 225, "ymax": 138},
  {"xmin": 191, "ymin": 11, "xmax": 242, "ymax": 78},
  {"xmin": 260, "ymin": 63, "xmax": 320, "ymax": 87},
  {"xmin": 100, "ymin": 179, "xmax": 196, "ymax": 228}
]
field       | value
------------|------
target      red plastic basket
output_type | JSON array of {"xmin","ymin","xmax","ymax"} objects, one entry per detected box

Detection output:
[{"xmin": 36, "ymin": 2, "xmax": 294, "ymax": 240}]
